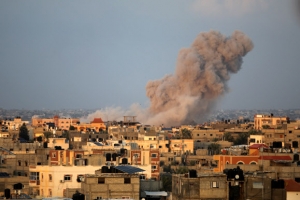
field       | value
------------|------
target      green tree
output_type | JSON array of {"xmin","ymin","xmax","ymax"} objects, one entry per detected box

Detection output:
[
  {"xmin": 223, "ymin": 132, "xmax": 234, "ymax": 142},
  {"xmin": 189, "ymin": 160, "xmax": 196, "ymax": 166},
  {"xmin": 173, "ymin": 166, "xmax": 189, "ymax": 174},
  {"xmin": 43, "ymin": 131, "xmax": 52, "ymax": 141},
  {"xmin": 234, "ymin": 132, "xmax": 249, "ymax": 145},
  {"xmin": 19, "ymin": 123, "xmax": 29, "ymax": 141},
  {"xmin": 181, "ymin": 128, "xmax": 192, "ymax": 139},
  {"xmin": 208, "ymin": 143, "xmax": 221, "ymax": 155},
  {"xmin": 163, "ymin": 165, "xmax": 172, "ymax": 173},
  {"xmin": 69, "ymin": 125, "xmax": 76, "ymax": 130},
  {"xmin": 61, "ymin": 131, "xmax": 70, "ymax": 140},
  {"xmin": 161, "ymin": 174, "xmax": 172, "ymax": 192},
  {"xmin": 262, "ymin": 125, "xmax": 270, "ymax": 129}
]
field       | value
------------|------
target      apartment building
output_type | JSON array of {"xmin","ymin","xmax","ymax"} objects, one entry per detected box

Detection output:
[
  {"xmin": 1, "ymin": 117, "xmax": 29, "ymax": 131},
  {"xmin": 130, "ymin": 149, "xmax": 160, "ymax": 180},
  {"xmin": 29, "ymin": 164, "xmax": 101, "ymax": 198},
  {"xmin": 32, "ymin": 115, "xmax": 80, "ymax": 130},
  {"xmin": 254, "ymin": 114, "xmax": 287, "ymax": 130}
]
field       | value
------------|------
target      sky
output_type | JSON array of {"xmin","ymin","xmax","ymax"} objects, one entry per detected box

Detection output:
[{"xmin": 1, "ymin": 0, "xmax": 300, "ymax": 116}]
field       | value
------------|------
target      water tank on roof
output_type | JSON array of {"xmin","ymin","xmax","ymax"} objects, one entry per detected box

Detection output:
[
  {"xmin": 112, "ymin": 153, "xmax": 117, "ymax": 161},
  {"xmin": 101, "ymin": 166, "xmax": 109, "ymax": 173},
  {"xmin": 106, "ymin": 153, "xmax": 111, "ymax": 161},
  {"xmin": 111, "ymin": 166, "xmax": 116, "ymax": 173},
  {"xmin": 4, "ymin": 189, "xmax": 10, "ymax": 199},
  {"xmin": 122, "ymin": 158, "xmax": 128, "ymax": 164}
]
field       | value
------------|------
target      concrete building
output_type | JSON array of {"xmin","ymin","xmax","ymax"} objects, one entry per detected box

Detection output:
[
  {"xmin": 32, "ymin": 115, "xmax": 80, "ymax": 131},
  {"xmin": 29, "ymin": 165, "xmax": 101, "ymax": 198},
  {"xmin": 254, "ymin": 114, "xmax": 287, "ymax": 130},
  {"xmin": 82, "ymin": 169, "xmax": 141, "ymax": 200},
  {"xmin": 1, "ymin": 117, "xmax": 29, "ymax": 131},
  {"xmin": 172, "ymin": 173, "xmax": 227, "ymax": 200},
  {"xmin": 74, "ymin": 118, "xmax": 106, "ymax": 132}
]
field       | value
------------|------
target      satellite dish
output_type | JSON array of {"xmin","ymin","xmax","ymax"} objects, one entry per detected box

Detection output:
[{"xmin": 235, "ymin": 174, "xmax": 239, "ymax": 179}]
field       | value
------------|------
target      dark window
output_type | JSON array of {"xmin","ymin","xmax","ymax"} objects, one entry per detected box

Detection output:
[
  {"xmin": 64, "ymin": 175, "xmax": 71, "ymax": 181},
  {"xmin": 124, "ymin": 178, "xmax": 131, "ymax": 184},
  {"xmin": 98, "ymin": 177, "xmax": 105, "ymax": 184}
]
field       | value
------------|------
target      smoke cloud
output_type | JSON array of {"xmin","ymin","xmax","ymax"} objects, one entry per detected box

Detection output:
[{"xmin": 83, "ymin": 30, "xmax": 253, "ymax": 126}]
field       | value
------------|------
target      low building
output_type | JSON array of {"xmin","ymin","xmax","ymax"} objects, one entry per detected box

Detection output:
[
  {"xmin": 81, "ymin": 166, "xmax": 143, "ymax": 200},
  {"xmin": 172, "ymin": 173, "xmax": 227, "ymax": 200}
]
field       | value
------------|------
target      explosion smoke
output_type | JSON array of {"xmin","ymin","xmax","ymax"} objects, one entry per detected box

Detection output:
[
  {"xmin": 145, "ymin": 30, "xmax": 253, "ymax": 126},
  {"xmin": 83, "ymin": 30, "xmax": 253, "ymax": 126}
]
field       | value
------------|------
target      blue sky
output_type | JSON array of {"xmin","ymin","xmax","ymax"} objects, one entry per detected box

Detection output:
[{"xmin": 1, "ymin": 0, "xmax": 300, "ymax": 111}]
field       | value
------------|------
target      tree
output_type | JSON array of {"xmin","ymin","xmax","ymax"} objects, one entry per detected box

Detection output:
[
  {"xmin": 173, "ymin": 166, "xmax": 189, "ymax": 174},
  {"xmin": 181, "ymin": 128, "xmax": 192, "ymax": 139},
  {"xmin": 19, "ymin": 123, "xmax": 29, "ymax": 141},
  {"xmin": 61, "ymin": 130, "xmax": 70, "ymax": 140},
  {"xmin": 43, "ymin": 131, "xmax": 52, "ymax": 140},
  {"xmin": 208, "ymin": 143, "xmax": 221, "ymax": 155},
  {"xmin": 161, "ymin": 174, "xmax": 172, "ymax": 192},
  {"xmin": 234, "ymin": 132, "xmax": 249, "ymax": 145},
  {"xmin": 69, "ymin": 125, "xmax": 76, "ymax": 131},
  {"xmin": 262, "ymin": 125, "xmax": 270, "ymax": 129},
  {"xmin": 163, "ymin": 165, "xmax": 172, "ymax": 173},
  {"xmin": 223, "ymin": 132, "xmax": 234, "ymax": 142}
]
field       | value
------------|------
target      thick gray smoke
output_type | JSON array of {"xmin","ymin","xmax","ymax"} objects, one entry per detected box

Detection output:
[
  {"xmin": 145, "ymin": 30, "xmax": 253, "ymax": 126},
  {"xmin": 83, "ymin": 30, "xmax": 253, "ymax": 126}
]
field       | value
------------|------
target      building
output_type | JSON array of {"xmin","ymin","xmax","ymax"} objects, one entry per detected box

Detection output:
[
  {"xmin": 81, "ymin": 166, "xmax": 143, "ymax": 200},
  {"xmin": 74, "ymin": 118, "xmax": 106, "ymax": 132},
  {"xmin": 32, "ymin": 115, "xmax": 80, "ymax": 131},
  {"xmin": 172, "ymin": 172, "xmax": 227, "ymax": 200},
  {"xmin": 254, "ymin": 114, "xmax": 287, "ymax": 130}
]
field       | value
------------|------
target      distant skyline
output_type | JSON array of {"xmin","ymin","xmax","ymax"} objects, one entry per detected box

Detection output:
[{"xmin": 1, "ymin": 0, "xmax": 300, "ymax": 113}]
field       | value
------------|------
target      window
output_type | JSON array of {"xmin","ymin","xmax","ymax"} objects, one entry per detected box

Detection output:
[
  {"xmin": 133, "ymin": 153, "xmax": 139, "ymax": 158},
  {"xmin": 237, "ymin": 162, "xmax": 244, "ymax": 165},
  {"xmin": 168, "ymin": 157, "xmax": 173, "ymax": 161},
  {"xmin": 76, "ymin": 154, "xmax": 82, "ymax": 158},
  {"xmin": 25, "ymin": 161, "xmax": 28, "ymax": 166},
  {"xmin": 49, "ymin": 174, "xmax": 52, "ymax": 181},
  {"xmin": 18, "ymin": 160, "xmax": 21, "ymax": 166},
  {"xmin": 49, "ymin": 189, "xmax": 52, "ymax": 197},
  {"xmin": 151, "ymin": 165, "xmax": 157, "ymax": 170},
  {"xmin": 151, "ymin": 153, "xmax": 157, "ymax": 158},
  {"xmin": 30, "ymin": 172, "xmax": 39, "ymax": 181},
  {"xmin": 211, "ymin": 181, "xmax": 219, "ymax": 188},
  {"xmin": 52, "ymin": 152, "xmax": 56, "ymax": 158},
  {"xmin": 98, "ymin": 177, "xmax": 105, "ymax": 184},
  {"xmin": 140, "ymin": 175, "xmax": 146, "ymax": 180},
  {"xmin": 250, "ymin": 162, "xmax": 257, "ymax": 165},
  {"xmin": 124, "ymin": 178, "xmax": 131, "ymax": 184},
  {"xmin": 77, "ymin": 175, "xmax": 84, "ymax": 182},
  {"xmin": 64, "ymin": 175, "xmax": 71, "ymax": 181}
]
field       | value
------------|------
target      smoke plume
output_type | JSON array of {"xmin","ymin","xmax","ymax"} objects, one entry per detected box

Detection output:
[
  {"xmin": 144, "ymin": 30, "xmax": 253, "ymax": 126},
  {"xmin": 83, "ymin": 30, "xmax": 253, "ymax": 126}
]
